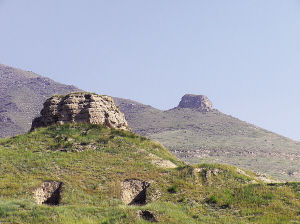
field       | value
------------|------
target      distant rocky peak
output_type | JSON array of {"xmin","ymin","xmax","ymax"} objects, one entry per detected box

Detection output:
[{"xmin": 177, "ymin": 94, "xmax": 213, "ymax": 112}]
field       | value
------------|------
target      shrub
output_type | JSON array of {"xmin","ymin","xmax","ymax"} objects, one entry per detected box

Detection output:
[
  {"xmin": 206, "ymin": 195, "xmax": 218, "ymax": 204},
  {"xmin": 0, "ymin": 207, "xmax": 6, "ymax": 217},
  {"xmin": 168, "ymin": 185, "xmax": 179, "ymax": 193}
]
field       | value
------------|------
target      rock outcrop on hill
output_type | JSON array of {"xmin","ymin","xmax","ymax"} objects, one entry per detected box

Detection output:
[
  {"xmin": 177, "ymin": 94, "xmax": 213, "ymax": 112},
  {"xmin": 31, "ymin": 92, "xmax": 129, "ymax": 130}
]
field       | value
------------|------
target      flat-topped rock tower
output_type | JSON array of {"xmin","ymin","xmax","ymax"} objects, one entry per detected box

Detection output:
[
  {"xmin": 177, "ymin": 94, "xmax": 213, "ymax": 112},
  {"xmin": 31, "ymin": 92, "xmax": 129, "ymax": 130}
]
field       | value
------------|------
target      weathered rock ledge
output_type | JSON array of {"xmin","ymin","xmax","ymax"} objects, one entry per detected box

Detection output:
[{"xmin": 31, "ymin": 92, "xmax": 129, "ymax": 130}]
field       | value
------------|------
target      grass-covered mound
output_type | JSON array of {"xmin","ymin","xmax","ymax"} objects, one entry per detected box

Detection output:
[{"xmin": 0, "ymin": 124, "xmax": 299, "ymax": 223}]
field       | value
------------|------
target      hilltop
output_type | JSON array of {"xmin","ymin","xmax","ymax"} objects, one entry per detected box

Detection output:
[
  {"xmin": 0, "ymin": 64, "xmax": 80, "ymax": 138},
  {"xmin": 114, "ymin": 95, "xmax": 300, "ymax": 181},
  {"xmin": 0, "ymin": 123, "xmax": 299, "ymax": 223}
]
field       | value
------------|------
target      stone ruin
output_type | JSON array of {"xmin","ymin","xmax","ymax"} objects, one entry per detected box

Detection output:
[
  {"xmin": 177, "ymin": 94, "xmax": 213, "ymax": 112},
  {"xmin": 33, "ymin": 181, "xmax": 63, "ymax": 205},
  {"xmin": 31, "ymin": 92, "xmax": 129, "ymax": 131},
  {"xmin": 121, "ymin": 179, "xmax": 150, "ymax": 205}
]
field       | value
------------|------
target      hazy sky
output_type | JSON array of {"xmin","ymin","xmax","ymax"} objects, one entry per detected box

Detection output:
[{"xmin": 0, "ymin": 1, "xmax": 299, "ymax": 141}]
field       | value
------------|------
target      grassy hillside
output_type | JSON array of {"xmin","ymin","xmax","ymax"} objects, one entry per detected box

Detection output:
[
  {"xmin": 0, "ymin": 124, "xmax": 299, "ymax": 223},
  {"xmin": 0, "ymin": 64, "xmax": 80, "ymax": 138},
  {"xmin": 2, "ymin": 64, "xmax": 298, "ymax": 182},
  {"xmin": 114, "ymin": 98, "xmax": 300, "ymax": 182}
]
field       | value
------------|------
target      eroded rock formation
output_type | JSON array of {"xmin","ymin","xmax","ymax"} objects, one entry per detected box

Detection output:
[
  {"xmin": 121, "ymin": 179, "xmax": 150, "ymax": 205},
  {"xmin": 31, "ymin": 92, "xmax": 129, "ymax": 130},
  {"xmin": 177, "ymin": 94, "xmax": 213, "ymax": 112},
  {"xmin": 33, "ymin": 181, "xmax": 63, "ymax": 205}
]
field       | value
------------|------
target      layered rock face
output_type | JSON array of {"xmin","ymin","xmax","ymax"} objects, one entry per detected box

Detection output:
[
  {"xmin": 177, "ymin": 94, "xmax": 213, "ymax": 112},
  {"xmin": 31, "ymin": 92, "xmax": 129, "ymax": 130}
]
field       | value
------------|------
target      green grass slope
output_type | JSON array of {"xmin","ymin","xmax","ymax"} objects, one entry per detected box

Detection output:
[
  {"xmin": 114, "ymin": 98, "xmax": 300, "ymax": 182},
  {"xmin": 0, "ymin": 124, "xmax": 299, "ymax": 223}
]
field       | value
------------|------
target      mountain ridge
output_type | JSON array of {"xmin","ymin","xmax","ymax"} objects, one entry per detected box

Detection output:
[{"xmin": 0, "ymin": 63, "xmax": 81, "ymax": 138}]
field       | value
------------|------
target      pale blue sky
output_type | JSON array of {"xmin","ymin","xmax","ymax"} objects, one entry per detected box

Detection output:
[{"xmin": 0, "ymin": 1, "xmax": 299, "ymax": 141}]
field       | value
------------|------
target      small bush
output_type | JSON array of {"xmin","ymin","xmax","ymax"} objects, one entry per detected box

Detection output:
[
  {"xmin": 168, "ymin": 185, "xmax": 179, "ymax": 193},
  {"xmin": 0, "ymin": 207, "xmax": 6, "ymax": 217},
  {"xmin": 264, "ymin": 192, "xmax": 274, "ymax": 200},
  {"xmin": 178, "ymin": 196, "xmax": 186, "ymax": 203},
  {"xmin": 98, "ymin": 137, "xmax": 109, "ymax": 144},
  {"xmin": 206, "ymin": 195, "xmax": 218, "ymax": 204},
  {"xmin": 140, "ymin": 136, "xmax": 147, "ymax": 141}
]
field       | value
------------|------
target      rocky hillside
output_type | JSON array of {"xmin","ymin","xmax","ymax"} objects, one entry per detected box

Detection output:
[
  {"xmin": 0, "ymin": 64, "xmax": 80, "ymax": 138},
  {"xmin": 0, "ymin": 123, "xmax": 299, "ymax": 223},
  {"xmin": 114, "ymin": 95, "xmax": 300, "ymax": 182}
]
